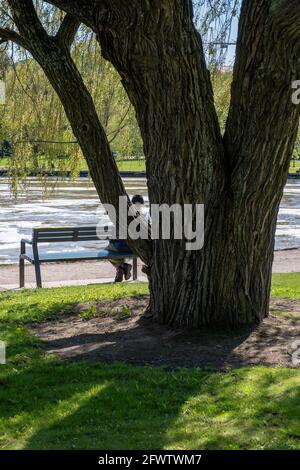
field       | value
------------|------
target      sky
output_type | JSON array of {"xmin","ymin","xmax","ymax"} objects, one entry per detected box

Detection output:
[
  {"xmin": 225, "ymin": 17, "xmax": 238, "ymax": 65},
  {"xmin": 201, "ymin": 8, "xmax": 239, "ymax": 67}
]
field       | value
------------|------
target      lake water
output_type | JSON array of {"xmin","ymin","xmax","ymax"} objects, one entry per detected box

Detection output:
[{"xmin": 0, "ymin": 177, "xmax": 299, "ymax": 263}]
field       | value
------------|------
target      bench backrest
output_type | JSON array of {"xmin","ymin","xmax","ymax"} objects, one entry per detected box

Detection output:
[{"xmin": 33, "ymin": 226, "xmax": 112, "ymax": 243}]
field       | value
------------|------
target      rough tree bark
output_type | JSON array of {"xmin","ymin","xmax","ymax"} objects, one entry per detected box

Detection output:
[
  {"xmin": 3, "ymin": 0, "xmax": 300, "ymax": 327},
  {"xmin": 44, "ymin": 0, "xmax": 300, "ymax": 326}
]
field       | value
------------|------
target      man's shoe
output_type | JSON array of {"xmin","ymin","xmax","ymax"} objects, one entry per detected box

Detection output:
[
  {"xmin": 123, "ymin": 263, "xmax": 132, "ymax": 280},
  {"xmin": 114, "ymin": 267, "xmax": 124, "ymax": 283}
]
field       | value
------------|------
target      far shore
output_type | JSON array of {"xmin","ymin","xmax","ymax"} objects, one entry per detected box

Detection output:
[{"xmin": 0, "ymin": 247, "xmax": 299, "ymax": 290}]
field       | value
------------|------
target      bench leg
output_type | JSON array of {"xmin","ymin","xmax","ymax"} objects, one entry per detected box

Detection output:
[
  {"xmin": 34, "ymin": 263, "xmax": 42, "ymax": 288},
  {"xmin": 19, "ymin": 240, "xmax": 26, "ymax": 288},
  {"xmin": 133, "ymin": 258, "xmax": 138, "ymax": 281},
  {"xmin": 19, "ymin": 258, "xmax": 25, "ymax": 288},
  {"xmin": 33, "ymin": 244, "xmax": 42, "ymax": 288}
]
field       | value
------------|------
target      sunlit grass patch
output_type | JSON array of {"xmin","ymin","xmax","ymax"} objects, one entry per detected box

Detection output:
[
  {"xmin": 0, "ymin": 282, "xmax": 148, "ymax": 324},
  {"xmin": 0, "ymin": 350, "xmax": 299, "ymax": 450},
  {"xmin": 271, "ymin": 273, "xmax": 300, "ymax": 298}
]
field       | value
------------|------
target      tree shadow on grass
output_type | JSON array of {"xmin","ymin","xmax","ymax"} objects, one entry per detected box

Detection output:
[
  {"xmin": 1, "ymin": 299, "xmax": 299, "ymax": 450},
  {"xmin": 1, "ymin": 351, "xmax": 299, "ymax": 449}
]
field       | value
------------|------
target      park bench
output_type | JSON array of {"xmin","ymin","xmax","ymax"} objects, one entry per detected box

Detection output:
[{"xmin": 19, "ymin": 226, "xmax": 138, "ymax": 288}]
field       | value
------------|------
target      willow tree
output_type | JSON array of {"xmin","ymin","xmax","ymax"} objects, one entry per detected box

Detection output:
[
  {"xmin": 0, "ymin": 27, "xmax": 142, "ymax": 173},
  {"xmin": 1, "ymin": 0, "xmax": 299, "ymax": 327}
]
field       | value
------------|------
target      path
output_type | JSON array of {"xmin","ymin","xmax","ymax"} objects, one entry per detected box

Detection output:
[{"xmin": 0, "ymin": 248, "xmax": 299, "ymax": 290}]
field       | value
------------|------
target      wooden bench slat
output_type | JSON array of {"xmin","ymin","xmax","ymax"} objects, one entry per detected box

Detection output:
[
  {"xmin": 36, "ymin": 236, "xmax": 112, "ymax": 241},
  {"xmin": 36, "ymin": 228, "xmax": 105, "ymax": 235},
  {"xmin": 36, "ymin": 236, "xmax": 113, "ymax": 242},
  {"xmin": 33, "ymin": 225, "xmax": 104, "ymax": 232},
  {"xmin": 35, "ymin": 226, "xmax": 113, "ymax": 243},
  {"xmin": 36, "ymin": 231, "xmax": 98, "ymax": 236},
  {"xmin": 36, "ymin": 249, "xmax": 135, "ymax": 263}
]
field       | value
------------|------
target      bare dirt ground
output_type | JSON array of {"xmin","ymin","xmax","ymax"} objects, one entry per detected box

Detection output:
[{"xmin": 29, "ymin": 295, "xmax": 300, "ymax": 370}]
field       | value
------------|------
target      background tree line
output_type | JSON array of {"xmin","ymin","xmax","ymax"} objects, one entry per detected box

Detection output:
[
  {"xmin": 0, "ymin": 31, "xmax": 144, "ymax": 174},
  {"xmin": 1, "ymin": 55, "xmax": 299, "ymax": 175},
  {"xmin": 0, "ymin": 0, "xmax": 298, "ymax": 176}
]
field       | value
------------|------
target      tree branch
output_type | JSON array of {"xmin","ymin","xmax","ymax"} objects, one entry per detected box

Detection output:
[
  {"xmin": 7, "ymin": 0, "xmax": 49, "ymax": 43},
  {"xmin": 270, "ymin": 0, "xmax": 300, "ymax": 44},
  {"xmin": 0, "ymin": 27, "xmax": 27, "ymax": 48},
  {"xmin": 45, "ymin": 0, "xmax": 97, "ymax": 28},
  {"xmin": 7, "ymin": 0, "xmax": 151, "ymax": 261},
  {"xmin": 56, "ymin": 13, "xmax": 80, "ymax": 48},
  {"xmin": 224, "ymin": 0, "xmax": 300, "ymax": 193}
]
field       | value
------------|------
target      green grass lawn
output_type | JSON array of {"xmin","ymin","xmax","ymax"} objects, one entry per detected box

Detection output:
[
  {"xmin": 289, "ymin": 161, "xmax": 300, "ymax": 173},
  {"xmin": 78, "ymin": 159, "xmax": 146, "ymax": 173},
  {"xmin": 0, "ymin": 157, "xmax": 146, "ymax": 173},
  {"xmin": 271, "ymin": 273, "xmax": 300, "ymax": 298},
  {"xmin": 117, "ymin": 160, "xmax": 145, "ymax": 172},
  {"xmin": 0, "ymin": 276, "xmax": 299, "ymax": 450},
  {"xmin": 0, "ymin": 282, "xmax": 148, "ymax": 324},
  {"xmin": 2, "ymin": 156, "xmax": 298, "ymax": 174}
]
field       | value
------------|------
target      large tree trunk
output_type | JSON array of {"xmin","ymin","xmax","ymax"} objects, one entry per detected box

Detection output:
[
  {"xmin": 95, "ymin": 0, "xmax": 300, "ymax": 326},
  {"xmin": 11, "ymin": 0, "xmax": 300, "ymax": 327}
]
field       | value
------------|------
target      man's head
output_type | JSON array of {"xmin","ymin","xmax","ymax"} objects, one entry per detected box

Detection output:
[{"xmin": 132, "ymin": 194, "xmax": 145, "ymax": 205}]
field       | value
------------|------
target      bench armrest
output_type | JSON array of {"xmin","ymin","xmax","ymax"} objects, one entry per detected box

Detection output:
[{"xmin": 21, "ymin": 238, "xmax": 33, "ymax": 245}]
